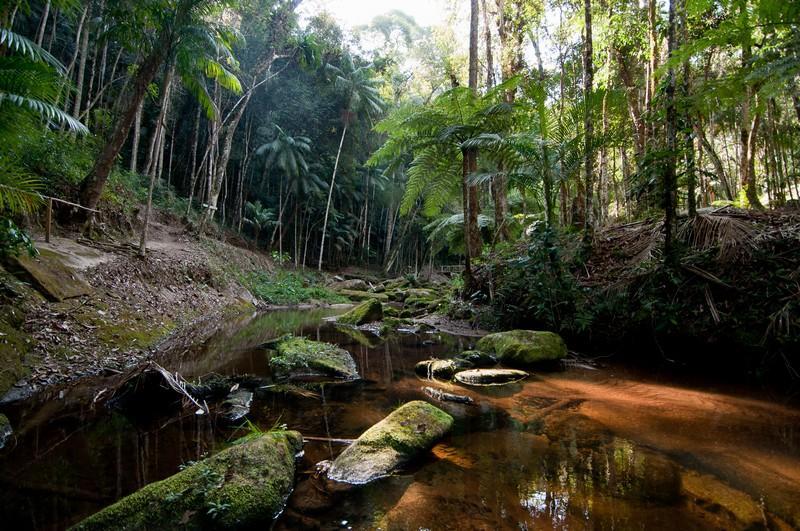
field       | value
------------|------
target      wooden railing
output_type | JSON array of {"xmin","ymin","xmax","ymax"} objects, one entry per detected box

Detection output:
[{"xmin": 438, "ymin": 264, "xmax": 465, "ymax": 274}]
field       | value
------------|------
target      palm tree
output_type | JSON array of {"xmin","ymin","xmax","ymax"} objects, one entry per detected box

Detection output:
[
  {"xmin": 243, "ymin": 200, "xmax": 275, "ymax": 247},
  {"xmin": 256, "ymin": 125, "xmax": 313, "ymax": 262},
  {"xmin": 80, "ymin": 0, "xmax": 240, "ymax": 211},
  {"xmin": 317, "ymin": 54, "xmax": 385, "ymax": 270},
  {"xmin": 138, "ymin": 8, "xmax": 242, "ymax": 256},
  {"xmin": 0, "ymin": 27, "xmax": 87, "ymax": 216}
]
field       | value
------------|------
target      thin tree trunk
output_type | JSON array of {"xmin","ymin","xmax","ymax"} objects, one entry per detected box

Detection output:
[
  {"xmin": 81, "ymin": 44, "xmax": 168, "ymax": 210},
  {"xmin": 130, "ymin": 99, "xmax": 143, "ymax": 174},
  {"xmin": 664, "ymin": 0, "xmax": 678, "ymax": 262},
  {"xmin": 186, "ymin": 107, "xmax": 202, "ymax": 216},
  {"xmin": 582, "ymin": 0, "xmax": 595, "ymax": 246},
  {"xmin": 318, "ymin": 122, "xmax": 348, "ymax": 270},
  {"xmin": 481, "ymin": 0, "xmax": 495, "ymax": 88},
  {"xmin": 35, "ymin": 0, "xmax": 51, "ymax": 47},
  {"xmin": 139, "ymin": 64, "xmax": 175, "ymax": 256},
  {"xmin": 72, "ymin": 1, "xmax": 92, "ymax": 118}
]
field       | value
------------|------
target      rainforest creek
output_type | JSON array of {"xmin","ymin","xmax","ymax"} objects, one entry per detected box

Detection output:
[{"xmin": 2, "ymin": 0, "xmax": 800, "ymax": 529}]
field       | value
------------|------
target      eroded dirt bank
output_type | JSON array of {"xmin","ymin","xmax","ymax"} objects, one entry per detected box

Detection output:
[{"xmin": 0, "ymin": 218, "xmax": 273, "ymax": 402}]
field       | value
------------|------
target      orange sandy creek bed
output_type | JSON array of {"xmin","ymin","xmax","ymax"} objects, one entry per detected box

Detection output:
[{"xmin": 380, "ymin": 366, "xmax": 800, "ymax": 530}]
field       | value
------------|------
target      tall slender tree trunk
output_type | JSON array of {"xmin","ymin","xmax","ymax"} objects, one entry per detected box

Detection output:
[
  {"xmin": 72, "ymin": 1, "xmax": 92, "ymax": 118},
  {"xmin": 481, "ymin": 0, "xmax": 495, "ymax": 88},
  {"xmin": 140, "ymin": 63, "xmax": 175, "ymax": 256},
  {"xmin": 532, "ymin": 36, "xmax": 555, "ymax": 228},
  {"xmin": 738, "ymin": 0, "xmax": 763, "ymax": 209},
  {"xmin": 582, "ymin": 0, "xmax": 595, "ymax": 246},
  {"xmin": 81, "ymin": 44, "xmax": 168, "ymax": 210},
  {"xmin": 35, "ymin": 0, "xmax": 51, "ymax": 47},
  {"xmin": 664, "ymin": 0, "xmax": 678, "ymax": 262},
  {"xmin": 186, "ymin": 107, "xmax": 202, "ymax": 216},
  {"xmin": 130, "ymin": 99, "xmax": 143, "ymax": 174},
  {"xmin": 462, "ymin": 0, "xmax": 481, "ymax": 289},
  {"xmin": 318, "ymin": 122, "xmax": 348, "ymax": 271}
]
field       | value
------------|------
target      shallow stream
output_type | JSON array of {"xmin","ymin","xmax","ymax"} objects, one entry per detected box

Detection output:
[{"xmin": 1, "ymin": 308, "xmax": 798, "ymax": 529}]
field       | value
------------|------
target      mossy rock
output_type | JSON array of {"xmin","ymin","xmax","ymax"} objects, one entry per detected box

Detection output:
[
  {"xmin": 73, "ymin": 431, "xmax": 303, "ymax": 530},
  {"xmin": 337, "ymin": 299, "xmax": 383, "ymax": 325},
  {"xmin": 327, "ymin": 401, "xmax": 453, "ymax": 486},
  {"xmin": 330, "ymin": 279, "xmax": 369, "ymax": 292},
  {"xmin": 0, "ymin": 413, "xmax": 12, "ymax": 449},
  {"xmin": 338, "ymin": 289, "xmax": 389, "ymax": 303},
  {"xmin": 0, "ymin": 318, "xmax": 32, "ymax": 397},
  {"xmin": 455, "ymin": 350, "xmax": 497, "ymax": 367},
  {"xmin": 7, "ymin": 248, "xmax": 92, "ymax": 301},
  {"xmin": 269, "ymin": 337, "xmax": 358, "ymax": 380},
  {"xmin": 476, "ymin": 330, "xmax": 567, "ymax": 367},
  {"xmin": 414, "ymin": 358, "xmax": 473, "ymax": 380}
]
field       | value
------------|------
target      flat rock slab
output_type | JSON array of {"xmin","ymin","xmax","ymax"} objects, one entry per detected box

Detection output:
[
  {"xmin": 454, "ymin": 368, "xmax": 528, "ymax": 386},
  {"xmin": 415, "ymin": 358, "xmax": 473, "ymax": 380},
  {"xmin": 270, "ymin": 337, "xmax": 358, "ymax": 381},
  {"xmin": 326, "ymin": 401, "xmax": 453, "ymax": 486},
  {"xmin": 9, "ymin": 248, "xmax": 92, "ymax": 301},
  {"xmin": 73, "ymin": 431, "xmax": 303, "ymax": 530}
]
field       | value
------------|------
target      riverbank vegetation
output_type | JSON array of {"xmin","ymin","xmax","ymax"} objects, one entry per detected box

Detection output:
[{"xmin": 1, "ymin": 0, "xmax": 799, "ymax": 383}]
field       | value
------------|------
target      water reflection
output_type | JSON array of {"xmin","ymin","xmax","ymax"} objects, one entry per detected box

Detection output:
[{"xmin": 0, "ymin": 308, "xmax": 797, "ymax": 530}]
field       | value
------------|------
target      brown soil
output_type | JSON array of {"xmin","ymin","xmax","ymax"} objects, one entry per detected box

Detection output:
[{"xmin": 4, "ymin": 219, "xmax": 274, "ymax": 400}]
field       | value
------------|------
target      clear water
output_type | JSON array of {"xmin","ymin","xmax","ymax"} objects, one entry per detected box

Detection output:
[{"xmin": 0, "ymin": 308, "xmax": 798, "ymax": 529}]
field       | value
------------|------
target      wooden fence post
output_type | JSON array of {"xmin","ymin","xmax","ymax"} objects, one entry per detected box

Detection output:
[{"xmin": 45, "ymin": 198, "xmax": 53, "ymax": 243}]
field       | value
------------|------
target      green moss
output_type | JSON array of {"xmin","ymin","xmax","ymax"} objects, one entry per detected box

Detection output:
[
  {"xmin": 8, "ymin": 249, "xmax": 93, "ymax": 301},
  {"xmin": 476, "ymin": 329, "xmax": 567, "ymax": 367},
  {"xmin": 338, "ymin": 289, "xmax": 389, "ymax": 302},
  {"xmin": 0, "ymin": 318, "xmax": 32, "ymax": 396},
  {"xmin": 241, "ymin": 270, "xmax": 346, "ymax": 305},
  {"xmin": 72, "ymin": 431, "xmax": 302, "ymax": 531},
  {"xmin": 337, "ymin": 299, "xmax": 383, "ymax": 325},
  {"xmin": 270, "ymin": 337, "xmax": 358, "ymax": 380},
  {"xmin": 327, "ymin": 401, "xmax": 453, "ymax": 485}
]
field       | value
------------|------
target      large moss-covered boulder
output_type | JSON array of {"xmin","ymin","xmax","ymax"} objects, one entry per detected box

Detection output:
[
  {"xmin": 326, "ymin": 401, "xmax": 453, "ymax": 486},
  {"xmin": 337, "ymin": 299, "xmax": 383, "ymax": 325},
  {"xmin": 269, "ymin": 337, "xmax": 358, "ymax": 380},
  {"xmin": 476, "ymin": 330, "xmax": 567, "ymax": 367},
  {"xmin": 73, "ymin": 431, "xmax": 303, "ymax": 530}
]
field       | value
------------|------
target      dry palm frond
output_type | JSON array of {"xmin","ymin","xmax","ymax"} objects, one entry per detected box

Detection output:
[
  {"xmin": 679, "ymin": 213, "xmax": 757, "ymax": 261},
  {"xmin": 627, "ymin": 220, "xmax": 664, "ymax": 266}
]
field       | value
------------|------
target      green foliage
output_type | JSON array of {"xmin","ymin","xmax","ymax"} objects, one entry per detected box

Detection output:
[
  {"xmin": 241, "ymin": 270, "xmax": 346, "ymax": 305},
  {"xmin": 0, "ymin": 218, "xmax": 37, "ymax": 258}
]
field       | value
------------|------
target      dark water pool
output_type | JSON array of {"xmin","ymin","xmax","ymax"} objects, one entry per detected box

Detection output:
[{"xmin": 1, "ymin": 308, "xmax": 798, "ymax": 529}]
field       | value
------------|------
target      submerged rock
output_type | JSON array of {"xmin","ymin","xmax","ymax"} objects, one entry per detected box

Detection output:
[
  {"xmin": 476, "ymin": 330, "xmax": 567, "ymax": 367},
  {"xmin": 269, "ymin": 337, "xmax": 358, "ymax": 381},
  {"xmin": 0, "ymin": 413, "xmax": 12, "ymax": 449},
  {"xmin": 455, "ymin": 350, "xmax": 497, "ymax": 367},
  {"xmin": 326, "ymin": 401, "xmax": 453, "ymax": 486},
  {"xmin": 423, "ymin": 386, "xmax": 474, "ymax": 405},
  {"xmin": 73, "ymin": 431, "xmax": 303, "ymax": 530},
  {"xmin": 337, "ymin": 299, "xmax": 383, "ymax": 325},
  {"xmin": 219, "ymin": 389, "xmax": 253, "ymax": 423},
  {"xmin": 415, "ymin": 358, "xmax": 473, "ymax": 380},
  {"xmin": 454, "ymin": 368, "xmax": 528, "ymax": 386}
]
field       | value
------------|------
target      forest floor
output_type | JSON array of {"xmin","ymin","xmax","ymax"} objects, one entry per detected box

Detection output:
[{"xmin": 0, "ymin": 211, "xmax": 283, "ymax": 401}]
